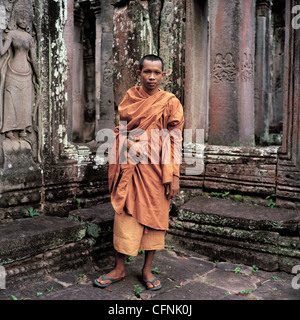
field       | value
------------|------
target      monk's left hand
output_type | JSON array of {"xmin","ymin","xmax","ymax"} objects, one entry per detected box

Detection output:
[{"xmin": 165, "ymin": 175, "xmax": 180, "ymax": 200}]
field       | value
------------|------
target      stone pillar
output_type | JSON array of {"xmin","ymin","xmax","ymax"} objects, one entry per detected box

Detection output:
[
  {"xmin": 71, "ymin": 2, "xmax": 96, "ymax": 143},
  {"xmin": 254, "ymin": 0, "xmax": 272, "ymax": 145},
  {"xmin": 97, "ymin": 0, "xmax": 114, "ymax": 131},
  {"xmin": 94, "ymin": 5, "xmax": 101, "ymax": 135},
  {"xmin": 184, "ymin": 0, "xmax": 209, "ymax": 141},
  {"xmin": 72, "ymin": 6, "xmax": 84, "ymax": 142},
  {"xmin": 65, "ymin": 0, "xmax": 74, "ymax": 141},
  {"xmin": 113, "ymin": 1, "xmax": 157, "ymax": 106},
  {"xmin": 159, "ymin": 0, "xmax": 185, "ymax": 101},
  {"xmin": 270, "ymin": 0, "xmax": 285, "ymax": 142},
  {"xmin": 277, "ymin": 0, "xmax": 300, "ymax": 208},
  {"xmin": 208, "ymin": 0, "xmax": 255, "ymax": 146}
]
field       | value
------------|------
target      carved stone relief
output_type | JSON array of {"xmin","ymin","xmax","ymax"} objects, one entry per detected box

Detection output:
[
  {"xmin": 241, "ymin": 53, "xmax": 254, "ymax": 82},
  {"xmin": 212, "ymin": 52, "xmax": 254, "ymax": 84},
  {"xmin": 0, "ymin": 0, "xmax": 40, "ymax": 166},
  {"xmin": 103, "ymin": 58, "xmax": 113, "ymax": 87},
  {"xmin": 212, "ymin": 53, "xmax": 237, "ymax": 83}
]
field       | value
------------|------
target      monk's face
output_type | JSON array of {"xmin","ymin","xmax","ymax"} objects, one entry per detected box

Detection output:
[{"xmin": 136, "ymin": 60, "xmax": 166, "ymax": 95}]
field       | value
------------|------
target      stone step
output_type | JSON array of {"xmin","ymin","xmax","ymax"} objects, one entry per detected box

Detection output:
[
  {"xmin": 0, "ymin": 216, "xmax": 86, "ymax": 265},
  {"xmin": 178, "ymin": 196, "xmax": 300, "ymax": 234},
  {"xmin": 0, "ymin": 216, "xmax": 88, "ymax": 284},
  {"xmin": 68, "ymin": 202, "xmax": 115, "ymax": 265},
  {"xmin": 0, "ymin": 203, "xmax": 115, "ymax": 284},
  {"xmin": 68, "ymin": 202, "xmax": 115, "ymax": 239},
  {"xmin": 168, "ymin": 196, "xmax": 300, "ymax": 272}
]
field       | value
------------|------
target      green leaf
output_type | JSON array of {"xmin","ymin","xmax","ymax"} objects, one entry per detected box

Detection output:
[{"xmin": 151, "ymin": 267, "xmax": 161, "ymax": 275}]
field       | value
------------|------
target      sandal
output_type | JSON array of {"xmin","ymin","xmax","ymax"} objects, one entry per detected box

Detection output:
[
  {"xmin": 144, "ymin": 277, "xmax": 162, "ymax": 291},
  {"xmin": 94, "ymin": 273, "xmax": 124, "ymax": 288}
]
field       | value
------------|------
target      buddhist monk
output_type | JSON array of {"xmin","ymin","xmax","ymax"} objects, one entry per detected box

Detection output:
[{"xmin": 94, "ymin": 54, "xmax": 184, "ymax": 291}]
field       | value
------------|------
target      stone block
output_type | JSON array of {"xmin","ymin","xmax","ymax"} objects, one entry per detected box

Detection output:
[
  {"xmin": 0, "ymin": 216, "xmax": 86, "ymax": 265},
  {"xmin": 204, "ymin": 145, "xmax": 278, "ymax": 195},
  {"xmin": 69, "ymin": 202, "xmax": 114, "ymax": 238},
  {"xmin": 168, "ymin": 196, "xmax": 300, "ymax": 271},
  {"xmin": 167, "ymin": 232, "xmax": 279, "ymax": 271},
  {"xmin": 179, "ymin": 196, "xmax": 300, "ymax": 235}
]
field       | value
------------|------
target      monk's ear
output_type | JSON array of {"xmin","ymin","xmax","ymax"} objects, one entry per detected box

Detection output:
[
  {"xmin": 136, "ymin": 70, "xmax": 141, "ymax": 78},
  {"xmin": 162, "ymin": 71, "xmax": 166, "ymax": 79}
]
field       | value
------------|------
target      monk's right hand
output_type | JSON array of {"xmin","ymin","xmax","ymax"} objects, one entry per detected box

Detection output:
[
  {"xmin": 127, "ymin": 139, "xmax": 141, "ymax": 157},
  {"xmin": 165, "ymin": 176, "xmax": 180, "ymax": 200},
  {"xmin": 165, "ymin": 183, "xmax": 171, "ymax": 199}
]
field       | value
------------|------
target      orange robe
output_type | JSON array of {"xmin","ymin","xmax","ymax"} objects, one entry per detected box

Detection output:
[{"xmin": 109, "ymin": 86, "xmax": 184, "ymax": 231}]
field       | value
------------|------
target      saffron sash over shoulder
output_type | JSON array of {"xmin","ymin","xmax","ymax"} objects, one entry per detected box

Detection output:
[{"xmin": 108, "ymin": 86, "xmax": 175, "ymax": 195}]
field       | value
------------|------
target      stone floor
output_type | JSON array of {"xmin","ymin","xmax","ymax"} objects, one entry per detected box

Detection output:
[{"xmin": 1, "ymin": 245, "xmax": 299, "ymax": 303}]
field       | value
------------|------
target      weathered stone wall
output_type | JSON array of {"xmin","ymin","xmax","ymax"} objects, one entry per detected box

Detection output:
[
  {"xmin": 113, "ymin": 0, "xmax": 186, "ymax": 105},
  {"xmin": 38, "ymin": 0, "xmax": 108, "ymax": 218},
  {"xmin": 0, "ymin": 0, "xmax": 186, "ymax": 221},
  {"xmin": 159, "ymin": 0, "xmax": 186, "ymax": 98},
  {"xmin": 204, "ymin": 146, "xmax": 279, "ymax": 195},
  {"xmin": 0, "ymin": 0, "xmax": 110, "ymax": 222},
  {"xmin": 113, "ymin": 0, "xmax": 157, "ymax": 106}
]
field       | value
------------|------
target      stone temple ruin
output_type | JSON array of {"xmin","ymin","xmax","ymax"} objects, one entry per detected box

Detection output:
[{"xmin": 0, "ymin": 0, "xmax": 299, "ymax": 285}]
